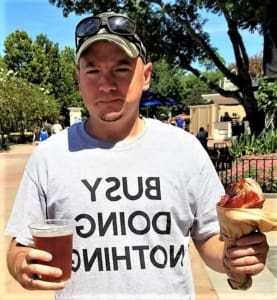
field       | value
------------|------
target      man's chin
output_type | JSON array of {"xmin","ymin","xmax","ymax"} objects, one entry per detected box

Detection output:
[{"xmin": 101, "ymin": 112, "xmax": 123, "ymax": 122}]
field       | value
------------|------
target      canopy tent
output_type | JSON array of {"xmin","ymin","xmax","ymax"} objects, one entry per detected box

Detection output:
[
  {"xmin": 140, "ymin": 99, "xmax": 162, "ymax": 107},
  {"xmin": 140, "ymin": 90, "xmax": 177, "ymax": 107},
  {"xmin": 139, "ymin": 90, "xmax": 177, "ymax": 117}
]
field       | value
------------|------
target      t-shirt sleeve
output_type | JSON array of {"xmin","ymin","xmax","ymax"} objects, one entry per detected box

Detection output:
[
  {"xmin": 189, "ymin": 152, "xmax": 225, "ymax": 240},
  {"xmin": 5, "ymin": 153, "xmax": 47, "ymax": 246}
]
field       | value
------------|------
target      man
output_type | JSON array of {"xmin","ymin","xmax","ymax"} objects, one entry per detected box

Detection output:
[{"xmin": 5, "ymin": 12, "xmax": 268, "ymax": 300}]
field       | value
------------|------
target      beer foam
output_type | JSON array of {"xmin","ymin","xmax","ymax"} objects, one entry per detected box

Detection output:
[{"xmin": 30, "ymin": 224, "xmax": 73, "ymax": 237}]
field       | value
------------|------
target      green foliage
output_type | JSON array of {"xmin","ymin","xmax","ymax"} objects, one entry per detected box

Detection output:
[
  {"xmin": 3, "ymin": 31, "xmax": 33, "ymax": 75},
  {"xmin": 142, "ymin": 58, "xmax": 222, "ymax": 115},
  {"xmin": 261, "ymin": 129, "xmax": 277, "ymax": 153},
  {"xmin": 151, "ymin": 59, "xmax": 185, "ymax": 103},
  {"xmin": 4, "ymin": 31, "xmax": 61, "ymax": 95},
  {"xmin": 198, "ymin": 0, "xmax": 265, "ymax": 31},
  {"xmin": 229, "ymin": 130, "xmax": 277, "ymax": 157},
  {"xmin": 8, "ymin": 132, "xmax": 33, "ymax": 143},
  {"xmin": 0, "ymin": 69, "xmax": 60, "ymax": 132},
  {"xmin": 3, "ymin": 31, "xmax": 82, "ymax": 126},
  {"xmin": 257, "ymin": 79, "xmax": 277, "ymax": 128},
  {"xmin": 54, "ymin": 47, "xmax": 83, "ymax": 123},
  {"xmin": 1, "ymin": 27, "xmax": 225, "ymax": 125},
  {"xmin": 256, "ymin": 79, "xmax": 277, "ymax": 131},
  {"xmin": 181, "ymin": 71, "xmax": 223, "ymax": 105}
]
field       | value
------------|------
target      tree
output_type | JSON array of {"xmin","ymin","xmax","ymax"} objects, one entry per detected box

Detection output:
[
  {"xmin": 182, "ymin": 71, "xmax": 223, "ymax": 105},
  {"xmin": 0, "ymin": 68, "xmax": 60, "ymax": 135},
  {"xmin": 3, "ymin": 32, "xmax": 83, "ymax": 125},
  {"xmin": 55, "ymin": 47, "xmax": 84, "ymax": 124},
  {"xmin": 48, "ymin": 0, "xmax": 270, "ymax": 134},
  {"xmin": 4, "ymin": 32, "xmax": 61, "ymax": 95},
  {"xmin": 151, "ymin": 59, "xmax": 185, "ymax": 103},
  {"xmin": 263, "ymin": 0, "xmax": 277, "ymax": 79},
  {"xmin": 32, "ymin": 34, "xmax": 61, "ymax": 96},
  {"xmin": 228, "ymin": 54, "xmax": 263, "ymax": 79},
  {"xmin": 3, "ymin": 31, "xmax": 33, "ymax": 77}
]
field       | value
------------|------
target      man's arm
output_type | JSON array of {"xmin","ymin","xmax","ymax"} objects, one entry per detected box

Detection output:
[
  {"xmin": 193, "ymin": 234, "xmax": 225, "ymax": 273},
  {"xmin": 7, "ymin": 238, "xmax": 65, "ymax": 290},
  {"xmin": 193, "ymin": 232, "xmax": 269, "ymax": 275}
]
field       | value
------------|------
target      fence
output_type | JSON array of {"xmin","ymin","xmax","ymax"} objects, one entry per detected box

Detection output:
[{"xmin": 216, "ymin": 158, "xmax": 277, "ymax": 193}]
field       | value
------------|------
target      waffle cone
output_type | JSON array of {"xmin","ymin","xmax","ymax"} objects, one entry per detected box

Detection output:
[{"xmin": 216, "ymin": 205, "xmax": 277, "ymax": 290}]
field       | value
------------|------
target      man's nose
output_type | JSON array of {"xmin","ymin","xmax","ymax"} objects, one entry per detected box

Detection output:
[{"xmin": 98, "ymin": 73, "xmax": 117, "ymax": 92}]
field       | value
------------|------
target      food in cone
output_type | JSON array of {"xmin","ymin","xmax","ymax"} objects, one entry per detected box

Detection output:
[
  {"xmin": 218, "ymin": 178, "xmax": 265, "ymax": 209},
  {"xmin": 217, "ymin": 178, "xmax": 277, "ymax": 290}
]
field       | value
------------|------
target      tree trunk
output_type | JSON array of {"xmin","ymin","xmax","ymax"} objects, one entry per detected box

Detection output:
[
  {"xmin": 241, "ymin": 94, "xmax": 265, "ymax": 135},
  {"xmin": 263, "ymin": 0, "xmax": 277, "ymax": 79}
]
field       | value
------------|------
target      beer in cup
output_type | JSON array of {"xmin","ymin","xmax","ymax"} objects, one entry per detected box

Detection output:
[{"xmin": 29, "ymin": 219, "xmax": 73, "ymax": 282}]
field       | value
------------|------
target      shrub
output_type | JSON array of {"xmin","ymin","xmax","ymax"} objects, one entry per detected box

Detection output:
[
  {"xmin": 8, "ymin": 132, "xmax": 33, "ymax": 143},
  {"xmin": 229, "ymin": 130, "xmax": 277, "ymax": 158}
]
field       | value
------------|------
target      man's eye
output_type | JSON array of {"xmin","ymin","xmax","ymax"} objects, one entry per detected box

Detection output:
[
  {"xmin": 86, "ymin": 69, "xmax": 98, "ymax": 74},
  {"xmin": 116, "ymin": 67, "xmax": 131, "ymax": 72}
]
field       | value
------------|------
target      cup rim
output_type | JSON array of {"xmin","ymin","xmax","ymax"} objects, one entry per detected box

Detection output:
[{"xmin": 29, "ymin": 219, "xmax": 74, "ymax": 233}]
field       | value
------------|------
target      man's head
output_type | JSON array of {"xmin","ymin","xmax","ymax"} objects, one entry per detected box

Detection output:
[
  {"xmin": 75, "ymin": 12, "xmax": 152, "ymax": 141},
  {"xmin": 75, "ymin": 11, "xmax": 147, "ymax": 64}
]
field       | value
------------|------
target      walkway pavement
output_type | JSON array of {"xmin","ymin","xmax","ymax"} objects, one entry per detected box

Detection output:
[
  {"xmin": 0, "ymin": 144, "xmax": 276, "ymax": 300},
  {"xmin": 0, "ymin": 144, "xmax": 53, "ymax": 300}
]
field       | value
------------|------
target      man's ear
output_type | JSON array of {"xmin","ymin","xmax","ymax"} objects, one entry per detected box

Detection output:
[
  {"xmin": 143, "ymin": 62, "xmax": 152, "ymax": 91},
  {"xmin": 75, "ymin": 66, "xmax": 80, "ymax": 87}
]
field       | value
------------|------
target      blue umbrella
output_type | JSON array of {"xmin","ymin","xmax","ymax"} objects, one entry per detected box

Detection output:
[
  {"xmin": 140, "ymin": 99, "xmax": 162, "ymax": 107},
  {"xmin": 165, "ymin": 98, "xmax": 177, "ymax": 106}
]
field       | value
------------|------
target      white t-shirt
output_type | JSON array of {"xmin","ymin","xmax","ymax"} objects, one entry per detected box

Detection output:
[{"xmin": 5, "ymin": 118, "xmax": 224, "ymax": 300}]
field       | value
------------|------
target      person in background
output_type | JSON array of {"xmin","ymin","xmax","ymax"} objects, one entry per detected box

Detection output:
[
  {"xmin": 221, "ymin": 112, "xmax": 232, "ymax": 122},
  {"xmin": 39, "ymin": 128, "xmax": 48, "ymax": 142},
  {"xmin": 196, "ymin": 126, "xmax": 208, "ymax": 151},
  {"xmin": 32, "ymin": 126, "xmax": 41, "ymax": 146},
  {"xmin": 175, "ymin": 117, "xmax": 185, "ymax": 129},
  {"xmin": 43, "ymin": 121, "xmax": 53, "ymax": 137},
  {"xmin": 51, "ymin": 120, "xmax": 63, "ymax": 134},
  {"xmin": 5, "ymin": 11, "xmax": 268, "ymax": 300}
]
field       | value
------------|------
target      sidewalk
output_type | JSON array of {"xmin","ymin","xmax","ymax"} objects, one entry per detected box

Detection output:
[
  {"xmin": 0, "ymin": 144, "xmax": 54, "ymax": 300},
  {"xmin": 0, "ymin": 144, "xmax": 276, "ymax": 300}
]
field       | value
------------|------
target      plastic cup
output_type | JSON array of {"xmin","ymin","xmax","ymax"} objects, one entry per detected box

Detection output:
[{"xmin": 29, "ymin": 219, "xmax": 73, "ymax": 282}]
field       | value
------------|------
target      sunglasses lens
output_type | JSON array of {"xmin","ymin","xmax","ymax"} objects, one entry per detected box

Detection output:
[
  {"xmin": 108, "ymin": 16, "xmax": 136, "ymax": 35},
  {"xmin": 77, "ymin": 18, "xmax": 101, "ymax": 37}
]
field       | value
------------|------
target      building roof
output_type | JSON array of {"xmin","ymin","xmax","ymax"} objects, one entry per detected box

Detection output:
[{"xmin": 201, "ymin": 93, "xmax": 240, "ymax": 106}]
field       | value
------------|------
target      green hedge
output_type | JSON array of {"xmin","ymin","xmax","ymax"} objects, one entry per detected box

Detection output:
[{"xmin": 0, "ymin": 132, "xmax": 33, "ymax": 144}]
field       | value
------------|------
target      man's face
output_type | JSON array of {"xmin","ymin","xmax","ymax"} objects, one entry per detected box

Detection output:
[{"xmin": 76, "ymin": 41, "xmax": 152, "ymax": 123}]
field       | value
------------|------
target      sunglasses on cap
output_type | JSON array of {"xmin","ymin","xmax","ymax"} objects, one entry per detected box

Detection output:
[{"xmin": 75, "ymin": 14, "xmax": 147, "ymax": 63}]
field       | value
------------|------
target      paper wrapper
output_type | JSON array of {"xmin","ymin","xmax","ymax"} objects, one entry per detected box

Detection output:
[{"xmin": 216, "ymin": 204, "xmax": 277, "ymax": 290}]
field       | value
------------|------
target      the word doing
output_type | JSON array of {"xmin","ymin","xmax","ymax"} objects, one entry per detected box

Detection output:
[{"xmin": 75, "ymin": 211, "xmax": 171, "ymax": 238}]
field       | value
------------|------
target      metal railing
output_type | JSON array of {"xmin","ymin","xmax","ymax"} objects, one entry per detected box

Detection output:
[{"xmin": 215, "ymin": 158, "xmax": 277, "ymax": 193}]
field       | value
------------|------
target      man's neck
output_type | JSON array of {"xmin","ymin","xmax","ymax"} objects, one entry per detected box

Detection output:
[{"xmin": 84, "ymin": 116, "xmax": 145, "ymax": 143}]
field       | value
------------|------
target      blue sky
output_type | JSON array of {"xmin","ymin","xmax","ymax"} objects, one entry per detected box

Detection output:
[{"xmin": 0, "ymin": 0, "xmax": 263, "ymax": 64}]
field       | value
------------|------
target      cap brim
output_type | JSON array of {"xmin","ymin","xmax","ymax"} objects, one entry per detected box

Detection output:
[{"xmin": 75, "ymin": 33, "xmax": 139, "ymax": 63}]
